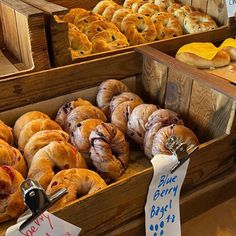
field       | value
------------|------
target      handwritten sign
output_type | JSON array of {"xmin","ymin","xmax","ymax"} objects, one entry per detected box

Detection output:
[
  {"xmin": 226, "ymin": 0, "xmax": 236, "ymax": 17},
  {"xmin": 145, "ymin": 154, "xmax": 189, "ymax": 236},
  {"xmin": 6, "ymin": 211, "xmax": 81, "ymax": 236}
]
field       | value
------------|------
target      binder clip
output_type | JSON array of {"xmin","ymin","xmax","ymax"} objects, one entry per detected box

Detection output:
[
  {"xmin": 165, "ymin": 136, "xmax": 199, "ymax": 174},
  {"xmin": 19, "ymin": 179, "xmax": 67, "ymax": 231}
]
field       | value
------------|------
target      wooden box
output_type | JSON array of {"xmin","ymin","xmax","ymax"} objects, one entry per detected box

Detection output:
[
  {"xmin": 21, "ymin": 0, "xmax": 236, "ymax": 67},
  {"xmin": 0, "ymin": 0, "xmax": 50, "ymax": 79},
  {"xmin": 0, "ymin": 46, "xmax": 235, "ymax": 235}
]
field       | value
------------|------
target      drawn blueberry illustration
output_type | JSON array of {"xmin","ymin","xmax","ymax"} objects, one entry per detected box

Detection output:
[
  {"xmin": 160, "ymin": 230, "xmax": 164, "ymax": 236},
  {"xmin": 149, "ymin": 224, "xmax": 159, "ymax": 236},
  {"xmin": 160, "ymin": 221, "xmax": 164, "ymax": 228}
]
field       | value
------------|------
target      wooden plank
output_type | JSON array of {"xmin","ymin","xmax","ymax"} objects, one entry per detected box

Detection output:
[
  {"xmin": 0, "ymin": 52, "xmax": 142, "ymax": 111},
  {"xmin": 207, "ymin": 0, "xmax": 228, "ymax": 25},
  {"xmin": 191, "ymin": 0, "xmax": 207, "ymax": 12},
  {"xmin": 0, "ymin": 5, "xmax": 4, "ymax": 47},
  {"xmin": 136, "ymin": 46, "xmax": 236, "ymax": 99},
  {"xmin": 15, "ymin": 11, "xmax": 33, "ymax": 69},
  {"xmin": 179, "ymin": 0, "xmax": 192, "ymax": 5},
  {"xmin": 1, "ymin": 4, "xmax": 21, "ymax": 61},
  {"xmin": 0, "ymin": 0, "xmax": 42, "ymax": 16},
  {"xmin": 141, "ymin": 55, "xmax": 168, "ymax": 107},
  {"xmin": 187, "ymin": 80, "xmax": 235, "ymax": 142},
  {"xmin": 0, "ymin": 50, "xmax": 18, "ymax": 75},
  {"xmin": 165, "ymin": 68, "xmax": 193, "ymax": 122}
]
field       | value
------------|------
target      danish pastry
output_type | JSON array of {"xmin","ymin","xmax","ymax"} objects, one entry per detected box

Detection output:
[
  {"xmin": 0, "ymin": 120, "xmax": 14, "ymax": 146},
  {"xmin": 97, "ymin": 79, "xmax": 130, "ymax": 116},
  {"xmin": 46, "ymin": 168, "xmax": 107, "ymax": 212},
  {"xmin": 0, "ymin": 166, "xmax": 25, "ymax": 223},
  {"xmin": 152, "ymin": 124, "xmax": 199, "ymax": 156},
  {"xmin": 28, "ymin": 141, "xmax": 87, "ymax": 189},
  {"xmin": 24, "ymin": 130, "xmax": 70, "ymax": 166},
  {"xmin": 89, "ymin": 123, "xmax": 129, "ymax": 180}
]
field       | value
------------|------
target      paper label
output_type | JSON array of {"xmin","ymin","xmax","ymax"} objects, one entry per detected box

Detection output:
[
  {"xmin": 226, "ymin": 0, "xmax": 236, "ymax": 17},
  {"xmin": 145, "ymin": 154, "xmax": 189, "ymax": 236},
  {"xmin": 6, "ymin": 211, "xmax": 81, "ymax": 236}
]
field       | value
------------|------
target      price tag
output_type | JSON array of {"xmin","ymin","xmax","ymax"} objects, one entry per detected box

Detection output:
[
  {"xmin": 145, "ymin": 154, "xmax": 189, "ymax": 236},
  {"xmin": 6, "ymin": 211, "xmax": 81, "ymax": 236},
  {"xmin": 226, "ymin": 0, "xmax": 236, "ymax": 17}
]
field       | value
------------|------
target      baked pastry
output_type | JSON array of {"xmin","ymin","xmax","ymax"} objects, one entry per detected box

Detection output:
[
  {"xmin": 0, "ymin": 120, "xmax": 14, "ymax": 146},
  {"xmin": 71, "ymin": 118, "xmax": 104, "ymax": 154},
  {"xmin": 138, "ymin": 3, "xmax": 164, "ymax": 17},
  {"xmin": 13, "ymin": 111, "xmax": 49, "ymax": 142},
  {"xmin": 167, "ymin": 3, "xmax": 182, "ymax": 12},
  {"xmin": 24, "ymin": 130, "xmax": 70, "ymax": 166},
  {"xmin": 130, "ymin": 0, "xmax": 146, "ymax": 13},
  {"xmin": 46, "ymin": 168, "xmax": 107, "ymax": 212},
  {"xmin": 97, "ymin": 79, "xmax": 130, "ymax": 116},
  {"xmin": 151, "ymin": 12, "xmax": 183, "ymax": 39},
  {"xmin": 153, "ymin": 0, "xmax": 175, "ymax": 10},
  {"xmin": 0, "ymin": 166, "xmax": 25, "ymax": 223},
  {"xmin": 28, "ymin": 141, "xmax": 87, "ymax": 190},
  {"xmin": 219, "ymin": 38, "xmax": 236, "ymax": 61},
  {"xmin": 63, "ymin": 8, "xmax": 88, "ymax": 23},
  {"xmin": 183, "ymin": 11, "xmax": 217, "ymax": 33},
  {"xmin": 127, "ymin": 104, "xmax": 158, "ymax": 145},
  {"xmin": 68, "ymin": 23, "xmax": 92, "ymax": 58},
  {"xmin": 110, "ymin": 92, "xmax": 143, "ymax": 114},
  {"xmin": 91, "ymin": 29, "xmax": 129, "ymax": 53},
  {"xmin": 84, "ymin": 20, "xmax": 120, "ymax": 40},
  {"xmin": 152, "ymin": 124, "xmax": 199, "ymax": 157},
  {"xmin": 0, "ymin": 139, "xmax": 27, "ymax": 177},
  {"xmin": 144, "ymin": 109, "xmax": 184, "ymax": 158},
  {"xmin": 111, "ymin": 100, "xmax": 143, "ymax": 134},
  {"xmin": 18, "ymin": 118, "xmax": 62, "ymax": 151},
  {"xmin": 172, "ymin": 5, "xmax": 193, "ymax": 27},
  {"xmin": 65, "ymin": 105, "xmax": 107, "ymax": 133},
  {"xmin": 121, "ymin": 13, "xmax": 157, "ymax": 45},
  {"xmin": 111, "ymin": 8, "xmax": 132, "ymax": 30},
  {"xmin": 89, "ymin": 123, "xmax": 129, "ymax": 180},
  {"xmin": 56, "ymin": 98, "xmax": 93, "ymax": 129},
  {"xmin": 176, "ymin": 42, "xmax": 230, "ymax": 69},
  {"xmin": 102, "ymin": 4, "xmax": 122, "ymax": 21},
  {"xmin": 93, "ymin": 0, "xmax": 116, "ymax": 15}
]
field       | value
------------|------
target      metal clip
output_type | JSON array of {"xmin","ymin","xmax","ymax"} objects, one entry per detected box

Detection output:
[
  {"xmin": 165, "ymin": 136, "xmax": 199, "ymax": 174},
  {"xmin": 19, "ymin": 179, "xmax": 67, "ymax": 231}
]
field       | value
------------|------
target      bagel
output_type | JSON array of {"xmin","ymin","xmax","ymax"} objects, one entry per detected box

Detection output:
[
  {"xmin": 167, "ymin": 3, "xmax": 182, "ymax": 13},
  {"xmin": 102, "ymin": 4, "xmax": 122, "ymax": 21},
  {"xmin": 110, "ymin": 92, "xmax": 143, "ymax": 114},
  {"xmin": 18, "ymin": 118, "xmax": 62, "ymax": 151},
  {"xmin": 152, "ymin": 124, "xmax": 199, "ymax": 157},
  {"xmin": 91, "ymin": 29, "xmax": 129, "ymax": 53},
  {"xmin": 46, "ymin": 168, "xmax": 107, "ymax": 212},
  {"xmin": 151, "ymin": 12, "xmax": 183, "ymax": 40},
  {"xmin": 127, "ymin": 104, "xmax": 158, "ymax": 145},
  {"xmin": 96, "ymin": 79, "xmax": 130, "ymax": 116},
  {"xmin": 144, "ymin": 109, "xmax": 184, "ymax": 159},
  {"xmin": 121, "ymin": 13, "xmax": 157, "ymax": 45},
  {"xmin": 183, "ymin": 11, "xmax": 217, "ymax": 33},
  {"xmin": 0, "ymin": 139, "xmax": 27, "ymax": 177},
  {"xmin": 111, "ymin": 8, "xmax": 132, "ymax": 30},
  {"xmin": 13, "ymin": 111, "xmax": 49, "ymax": 142},
  {"xmin": 71, "ymin": 118, "xmax": 104, "ymax": 155},
  {"xmin": 93, "ymin": 0, "xmax": 116, "ymax": 15},
  {"xmin": 63, "ymin": 8, "xmax": 88, "ymax": 23},
  {"xmin": 172, "ymin": 5, "xmax": 193, "ymax": 27},
  {"xmin": 89, "ymin": 123, "xmax": 129, "ymax": 180},
  {"xmin": 55, "ymin": 98, "xmax": 93, "ymax": 129},
  {"xmin": 28, "ymin": 141, "xmax": 87, "ymax": 190},
  {"xmin": 138, "ymin": 3, "xmax": 164, "ymax": 17},
  {"xmin": 219, "ymin": 38, "xmax": 236, "ymax": 61},
  {"xmin": 0, "ymin": 166, "xmax": 25, "ymax": 223},
  {"xmin": 65, "ymin": 105, "xmax": 107, "ymax": 133},
  {"xmin": 0, "ymin": 120, "xmax": 14, "ymax": 146},
  {"xmin": 111, "ymin": 100, "xmax": 143, "ymax": 134},
  {"xmin": 123, "ymin": 0, "xmax": 143, "ymax": 9},
  {"xmin": 68, "ymin": 23, "xmax": 92, "ymax": 58},
  {"xmin": 24, "ymin": 130, "xmax": 70, "ymax": 167},
  {"xmin": 153, "ymin": 0, "xmax": 175, "ymax": 10}
]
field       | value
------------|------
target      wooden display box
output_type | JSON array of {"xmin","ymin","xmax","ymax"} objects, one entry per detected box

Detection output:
[
  {"xmin": 0, "ymin": 0, "xmax": 50, "ymax": 79},
  {"xmin": 21, "ymin": 0, "xmax": 236, "ymax": 67},
  {"xmin": 0, "ymin": 46, "xmax": 235, "ymax": 235}
]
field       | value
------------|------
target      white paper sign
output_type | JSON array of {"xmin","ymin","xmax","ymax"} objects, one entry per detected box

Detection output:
[
  {"xmin": 145, "ymin": 154, "xmax": 189, "ymax": 236},
  {"xmin": 226, "ymin": 0, "xmax": 236, "ymax": 17},
  {"xmin": 6, "ymin": 211, "xmax": 81, "ymax": 236}
]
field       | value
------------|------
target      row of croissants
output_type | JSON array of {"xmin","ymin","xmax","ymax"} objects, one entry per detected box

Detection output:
[{"xmin": 0, "ymin": 79, "xmax": 199, "ymax": 223}]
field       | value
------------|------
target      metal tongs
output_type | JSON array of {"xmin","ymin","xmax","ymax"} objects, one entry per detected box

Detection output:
[
  {"xmin": 165, "ymin": 136, "xmax": 199, "ymax": 174},
  {"xmin": 19, "ymin": 179, "xmax": 67, "ymax": 231}
]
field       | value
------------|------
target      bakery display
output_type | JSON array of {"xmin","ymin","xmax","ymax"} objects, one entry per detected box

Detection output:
[{"xmin": 0, "ymin": 166, "xmax": 25, "ymax": 223}]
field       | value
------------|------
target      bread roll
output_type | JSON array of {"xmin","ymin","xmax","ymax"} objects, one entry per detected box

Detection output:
[{"xmin": 0, "ymin": 120, "xmax": 14, "ymax": 146}]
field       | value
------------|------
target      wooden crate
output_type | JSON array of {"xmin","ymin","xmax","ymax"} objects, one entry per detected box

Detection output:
[
  {"xmin": 0, "ymin": 0, "xmax": 50, "ymax": 79},
  {"xmin": 21, "ymin": 0, "xmax": 236, "ymax": 66},
  {"xmin": 0, "ymin": 46, "xmax": 235, "ymax": 235}
]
